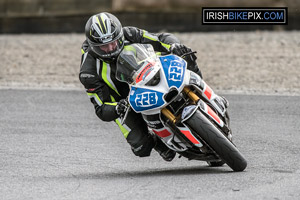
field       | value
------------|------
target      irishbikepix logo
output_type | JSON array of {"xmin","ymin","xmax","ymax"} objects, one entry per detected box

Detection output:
[{"xmin": 202, "ymin": 8, "xmax": 287, "ymax": 25}]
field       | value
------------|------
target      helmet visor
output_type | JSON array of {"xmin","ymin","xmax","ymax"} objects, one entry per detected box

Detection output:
[
  {"xmin": 99, "ymin": 40, "xmax": 118, "ymax": 53},
  {"xmin": 89, "ymin": 38, "xmax": 123, "ymax": 58}
]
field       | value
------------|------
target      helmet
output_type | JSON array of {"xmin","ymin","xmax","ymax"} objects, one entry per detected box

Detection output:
[{"xmin": 85, "ymin": 12, "xmax": 124, "ymax": 62}]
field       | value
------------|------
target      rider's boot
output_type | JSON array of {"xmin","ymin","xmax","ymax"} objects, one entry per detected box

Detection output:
[{"xmin": 153, "ymin": 135, "xmax": 176, "ymax": 162}]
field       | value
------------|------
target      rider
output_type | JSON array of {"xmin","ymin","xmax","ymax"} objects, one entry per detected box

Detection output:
[{"xmin": 79, "ymin": 12, "xmax": 224, "ymax": 161}]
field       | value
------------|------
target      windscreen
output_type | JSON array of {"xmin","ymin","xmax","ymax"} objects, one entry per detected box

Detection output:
[{"xmin": 116, "ymin": 44, "xmax": 157, "ymax": 84}]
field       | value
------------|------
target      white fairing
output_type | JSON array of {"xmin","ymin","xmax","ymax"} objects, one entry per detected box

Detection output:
[{"xmin": 116, "ymin": 44, "xmax": 226, "ymax": 152}]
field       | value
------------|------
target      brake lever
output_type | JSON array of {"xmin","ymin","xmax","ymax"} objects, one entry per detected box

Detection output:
[{"xmin": 180, "ymin": 51, "xmax": 197, "ymax": 58}]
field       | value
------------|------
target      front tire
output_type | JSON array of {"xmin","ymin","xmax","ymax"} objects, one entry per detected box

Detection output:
[
  {"xmin": 207, "ymin": 161, "xmax": 225, "ymax": 167},
  {"xmin": 185, "ymin": 110, "xmax": 247, "ymax": 172}
]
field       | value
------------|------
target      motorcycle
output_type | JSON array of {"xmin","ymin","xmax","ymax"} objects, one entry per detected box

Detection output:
[{"xmin": 116, "ymin": 43, "xmax": 247, "ymax": 172}]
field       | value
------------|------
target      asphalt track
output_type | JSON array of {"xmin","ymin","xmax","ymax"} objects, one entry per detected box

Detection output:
[{"xmin": 1, "ymin": 89, "xmax": 300, "ymax": 200}]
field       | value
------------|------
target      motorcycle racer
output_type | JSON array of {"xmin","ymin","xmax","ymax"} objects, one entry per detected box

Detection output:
[{"xmin": 79, "ymin": 12, "xmax": 226, "ymax": 161}]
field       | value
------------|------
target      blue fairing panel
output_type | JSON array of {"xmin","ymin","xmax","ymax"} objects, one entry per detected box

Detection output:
[
  {"xmin": 129, "ymin": 87, "xmax": 165, "ymax": 112},
  {"xmin": 159, "ymin": 55, "xmax": 186, "ymax": 89}
]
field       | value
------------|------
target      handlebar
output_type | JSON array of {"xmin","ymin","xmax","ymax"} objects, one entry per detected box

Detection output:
[{"xmin": 180, "ymin": 51, "xmax": 197, "ymax": 58}]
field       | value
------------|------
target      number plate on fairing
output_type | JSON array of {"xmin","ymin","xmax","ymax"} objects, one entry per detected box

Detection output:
[
  {"xmin": 159, "ymin": 55, "xmax": 186, "ymax": 89},
  {"xmin": 129, "ymin": 87, "xmax": 165, "ymax": 112}
]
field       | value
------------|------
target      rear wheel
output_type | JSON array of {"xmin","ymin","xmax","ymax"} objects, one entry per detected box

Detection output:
[{"xmin": 185, "ymin": 110, "xmax": 247, "ymax": 172}]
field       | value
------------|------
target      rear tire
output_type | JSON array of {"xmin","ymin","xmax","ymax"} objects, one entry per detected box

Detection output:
[{"xmin": 185, "ymin": 110, "xmax": 247, "ymax": 172}]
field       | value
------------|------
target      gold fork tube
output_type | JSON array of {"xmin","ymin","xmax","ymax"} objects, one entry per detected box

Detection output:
[
  {"xmin": 183, "ymin": 87, "xmax": 200, "ymax": 103},
  {"xmin": 161, "ymin": 87, "xmax": 199, "ymax": 123},
  {"xmin": 161, "ymin": 108, "xmax": 177, "ymax": 124}
]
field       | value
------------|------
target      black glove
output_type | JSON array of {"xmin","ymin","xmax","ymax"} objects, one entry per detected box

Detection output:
[
  {"xmin": 115, "ymin": 99, "xmax": 128, "ymax": 116},
  {"xmin": 171, "ymin": 43, "xmax": 198, "ymax": 73},
  {"xmin": 170, "ymin": 43, "xmax": 192, "ymax": 57}
]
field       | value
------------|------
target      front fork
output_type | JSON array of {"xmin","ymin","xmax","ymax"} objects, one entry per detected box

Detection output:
[
  {"xmin": 162, "ymin": 86, "xmax": 231, "ymax": 139},
  {"xmin": 160, "ymin": 86, "xmax": 205, "ymax": 150},
  {"xmin": 161, "ymin": 86, "xmax": 199, "ymax": 123}
]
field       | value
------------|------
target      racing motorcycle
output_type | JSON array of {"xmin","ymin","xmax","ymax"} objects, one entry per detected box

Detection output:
[{"xmin": 116, "ymin": 43, "xmax": 247, "ymax": 172}]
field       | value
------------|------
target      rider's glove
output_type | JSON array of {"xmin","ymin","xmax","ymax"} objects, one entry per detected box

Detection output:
[
  {"xmin": 171, "ymin": 43, "xmax": 198, "ymax": 73},
  {"xmin": 115, "ymin": 99, "xmax": 128, "ymax": 116},
  {"xmin": 170, "ymin": 43, "xmax": 192, "ymax": 57}
]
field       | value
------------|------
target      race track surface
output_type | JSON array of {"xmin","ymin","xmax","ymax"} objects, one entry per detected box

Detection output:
[{"xmin": 1, "ymin": 89, "xmax": 300, "ymax": 200}]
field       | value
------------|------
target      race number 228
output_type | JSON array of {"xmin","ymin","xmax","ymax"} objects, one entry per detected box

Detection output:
[
  {"xmin": 169, "ymin": 60, "xmax": 183, "ymax": 82},
  {"xmin": 136, "ymin": 92, "xmax": 157, "ymax": 107}
]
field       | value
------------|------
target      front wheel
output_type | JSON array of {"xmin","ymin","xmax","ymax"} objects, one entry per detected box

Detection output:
[
  {"xmin": 207, "ymin": 161, "xmax": 225, "ymax": 167},
  {"xmin": 185, "ymin": 110, "xmax": 247, "ymax": 172}
]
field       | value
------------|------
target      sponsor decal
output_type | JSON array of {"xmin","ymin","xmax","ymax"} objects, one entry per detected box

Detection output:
[
  {"xmin": 80, "ymin": 73, "xmax": 95, "ymax": 78},
  {"xmin": 136, "ymin": 62, "xmax": 154, "ymax": 83}
]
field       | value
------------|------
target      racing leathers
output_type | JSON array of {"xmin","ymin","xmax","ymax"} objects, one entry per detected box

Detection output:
[{"xmin": 79, "ymin": 26, "xmax": 202, "ymax": 159}]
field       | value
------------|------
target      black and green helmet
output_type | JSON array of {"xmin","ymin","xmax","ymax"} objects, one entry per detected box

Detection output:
[{"xmin": 85, "ymin": 12, "xmax": 124, "ymax": 62}]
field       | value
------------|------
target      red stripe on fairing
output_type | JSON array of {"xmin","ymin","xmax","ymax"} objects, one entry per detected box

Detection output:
[
  {"xmin": 204, "ymin": 85, "xmax": 212, "ymax": 100},
  {"xmin": 135, "ymin": 62, "xmax": 153, "ymax": 83},
  {"xmin": 181, "ymin": 130, "xmax": 200, "ymax": 145},
  {"xmin": 153, "ymin": 129, "xmax": 172, "ymax": 138},
  {"xmin": 207, "ymin": 106, "xmax": 221, "ymax": 124}
]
